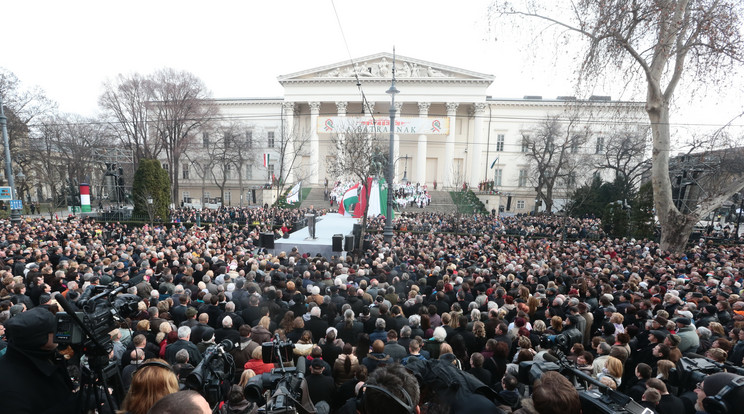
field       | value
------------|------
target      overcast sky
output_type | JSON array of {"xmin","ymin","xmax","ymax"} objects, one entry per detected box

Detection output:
[{"xmin": 3, "ymin": 0, "xmax": 742, "ymax": 137}]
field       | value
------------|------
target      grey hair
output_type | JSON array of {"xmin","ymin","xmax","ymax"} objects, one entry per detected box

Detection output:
[
  {"xmin": 697, "ymin": 326, "xmax": 711, "ymax": 339},
  {"xmin": 375, "ymin": 318, "xmax": 386, "ymax": 329},
  {"xmin": 408, "ymin": 314, "xmax": 421, "ymax": 327}
]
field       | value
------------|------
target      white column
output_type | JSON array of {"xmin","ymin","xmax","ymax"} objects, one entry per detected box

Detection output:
[
  {"xmin": 309, "ymin": 102, "xmax": 320, "ymax": 185},
  {"xmin": 394, "ymin": 102, "xmax": 402, "ymax": 179},
  {"xmin": 469, "ymin": 103, "xmax": 487, "ymax": 187},
  {"xmin": 336, "ymin": 101, "xmax": 347, "ymax": 177},
  {"xmin": 417, "ymin": 102, "xmax": 430, "ymax": 185},
  {"xmin": 444, "ymin": 102, "xmax": 458, "ymax": 189},
  {"xmin": 282, "ymin": 102, "xmax": 296, "ymax": 184}
]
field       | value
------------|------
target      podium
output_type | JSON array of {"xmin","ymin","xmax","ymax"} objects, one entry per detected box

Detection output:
[{"xmin": 305, "ymin": 214, "xmax": 317, "ymax": 239}]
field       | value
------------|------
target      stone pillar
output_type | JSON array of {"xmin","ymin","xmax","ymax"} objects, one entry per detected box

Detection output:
[
  {"xmin": 282, "ymin": 102, "xmax": 296, "ymax": 184},
  {"xmin": 417, "ymin": 102, "xmax": 430, "ymax": 185},
  {"xmin": 336, "ymin": 101, "xmax": 347, "ymax": 176},
  {"xmin": 309, "ymin": 102, "xmax": 320, "ymax": 185},
  {"xmin": 394, "ymin": 102, "xmax": 402, "ymax": 179},
  {"xmin": 444, "ymin": 102, "xmax": 458, "ymax": 189},
  {"xmin": 469, "ymin": 103, "xmax": 487, "ymax": 187}
]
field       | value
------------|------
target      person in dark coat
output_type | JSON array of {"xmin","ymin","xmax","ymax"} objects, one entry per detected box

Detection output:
[
  {"xmin": 214, "ymin": 315, "xmax": 240, "ymax": 345},
  {"xmin": 362, "ymin": 339, "xmax": 393, "ymax": 373},
  {"xmin": 165, "ymin": 326, "xmax": 203, "ymax": 365},
  {"xmin": 0, "ymin": 307, "xmax": 79, "ymax": 414},
  {"xmin": 305, "ymin": 306, "xmax": 329, "ymax": 346},
  {"xmin": 467, "ymin": 352, "xmax": 492, "ymax": 385},
  {"xmin": 305, "ymin": 358, "xmax": 336, "ymax": 409}
]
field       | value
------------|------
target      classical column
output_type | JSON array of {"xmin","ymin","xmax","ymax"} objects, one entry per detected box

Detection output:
[
  {"xmin": 444, "ymin": 102, "xmax": 459, "ymax": 189},
  {"xmin": 417, "ymin": 102, "xmax": 430, "ymax": 185},
  {"xmin": 282, "ymin": 102, "xmax": 296, "ymax": 184},
  {"xmin": 336, "ymin": 101, "xmax": 347, "ymax": 174},
  {"xmin": 394, "ymin": 102, "xmax": 402, "ymax": 179},
  {"xmin": 309, "ymin": 102, "xmax": 320, "ymax": 185},
  {"xmin": 469, "ymin": 103, "xmax": 487, "ymax": 187}
]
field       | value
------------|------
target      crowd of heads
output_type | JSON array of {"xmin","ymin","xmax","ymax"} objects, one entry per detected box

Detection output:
[{"xmin": 1, "ymin": 208, "xmax": 744, "ymax": 413}]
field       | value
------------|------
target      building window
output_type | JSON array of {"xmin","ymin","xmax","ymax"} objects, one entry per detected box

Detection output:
[
  {"xmin": 516, "ymin": 200, "xmax": 525, "ymax": 209},
  {"xmin": 182, "ymin": 164, "xmax": 189, "ymax": 180},
  {"xmin": 595, "ymin": 136, "xmax": 605, "ymax": 154},
  {"xmin": 245, "ymin": 165, "xmax": 253, "ymax": 180},
  {"xmin": 268, "ymin": 164, "xmax": 275, "ymax": 181},
  {"xmin": 494, "ymin": 169, "xmax": 502, "ymax": 186},
  {"xmin": 182, "ymin": 192, "xmax": 191, "ymax": 203},
  {"xmin": 518, "ymin": 169, "xmax": 528, "ymax": 187},
  {"xmin": 496, "ymin": 134, "xmax": 505, "ymax": 152},
  {"xmin": 521, "ymin": 135, "xmax": 530, "ymax": 153},
  {"xmin": 224, "ymin": 164, "xmax": 232, "ymax": 179},
  {"xmin": 203, "ymin": 132, "xmax": 210, "ymax": 148},
  {"xmin": 571, "ymin": 136, "xmax": 580, "ymax": 153},
  {"xmin": 223, "ymin": 132, "xmax": 233, "ymax": 147},
  {"xmin": 566, "ymin": 172, "xmax": 577, "ymax": 188},
  {"xmin": 226, "ymin": 191, "xmax": 231, "ymax": 205},
  {"xmin": 246, "ymin": 131, "xmax": 253, "ymax": 148},
  {"xmin": 267, "ymin": 131, "xmax": 275, "ymax": 148},
  {"xmin": 203, "ymin": 191, "xmax": 211, "ymax": 202}
]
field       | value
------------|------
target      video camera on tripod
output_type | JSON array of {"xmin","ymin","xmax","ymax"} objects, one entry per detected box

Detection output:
[
  {"xmin": 185, "ymin": 339, "xmax": 236, "ymax": 406},
  {"xmin": 243, "ymin": 334, "xmax": 315, "ymax": 414}
]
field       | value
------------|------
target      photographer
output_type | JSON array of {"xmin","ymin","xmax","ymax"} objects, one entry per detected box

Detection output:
[
  {"xmin": 0, "ymin": 307, "xmax": 79, "ymax": 414},
  {"xmin": 693, "ymin": 372, "xmax": 744, "ymax": 413}
]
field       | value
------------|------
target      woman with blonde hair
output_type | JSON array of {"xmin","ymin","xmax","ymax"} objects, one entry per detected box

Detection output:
[
  {"xmin": 610, "ymin": 313, "xmax": 625, "ymax": 334},
  {"xmin": 118, "ymin": 359, "xmax": 179, "ymax": 414},
  {"xmin": 238, "ymin": 369, "xmax": 257, "ymax": 388},
  {"xmin": 598, "ymin": 356, "xmax": 623, "ymax": 387}
]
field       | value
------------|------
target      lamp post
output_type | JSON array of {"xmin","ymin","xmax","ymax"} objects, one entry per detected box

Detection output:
[
  {"xmin": 534, "ymin": 197, "xmax": 540, "ymax": 215},
  {"xmin": 383, "ymin": 49, "xmax": 399, "ymax": 245},
  {"xmin": 0, "ymin": 94, "xmax": 20, "ymax": 225}
]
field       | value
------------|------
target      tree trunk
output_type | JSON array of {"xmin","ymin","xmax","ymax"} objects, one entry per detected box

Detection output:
[{"xmin": 649, "ymin": 101, "xmax": 695, "ymax": 252}]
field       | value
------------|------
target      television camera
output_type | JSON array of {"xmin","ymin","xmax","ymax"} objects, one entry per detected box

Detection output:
[
  {"xmin": 185, "ymin": 339, "xmax": 236, "ymax": 406},
  {"xmin": 243, "ymin": 335, "xmax": 315, "ymax": 414}
]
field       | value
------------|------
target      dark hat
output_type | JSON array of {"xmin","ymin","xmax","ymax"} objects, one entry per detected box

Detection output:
[
  {"xmin": 692, "ymin": 292, "xmax": 704, "ymax": 298},
  {"xmin": 667, "ymin": 334, "xmax": 681, "ymax": 347},
  {"xmin": 718, "ymin": 291, "xmax": 730, "ymax": 299},
  {"xmin": 703, "ymin": 305, "xmax": 717, "ymax": 315},
  {"xmin": 185, "ymin": 307, "xmax": 197, "ymax": 317},
  {"xmin": 676, "ymin": 317, "xmax": 691, "ymax": 326},
  {"xmin": 650, "ymin": 330, "xmax": 667, "ymax": 341},
  {"xmin": 702, "ymin": 372, "xmax": 744, "ymax": 405},
  {"xmin": 5, "ymin": 307, "xmax": 56, "ymax": 349},
  {"xmin": 310, "ymin": 358, "xmax": 325, "ymax": 368},
  {"xmin": 654, "ymin": 316, "xmax": 668, "ymax": 326}
]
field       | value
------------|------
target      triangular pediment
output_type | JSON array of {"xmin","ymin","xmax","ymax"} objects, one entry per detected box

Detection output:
[{"xmin": 278, "ymin": 52, "xmax": 494, "ymax": 83}]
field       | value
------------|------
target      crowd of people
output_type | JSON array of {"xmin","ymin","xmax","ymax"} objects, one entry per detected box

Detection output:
[{"xmin": 1, "ymin": 209, "xmax": 744, "ymax": 414}]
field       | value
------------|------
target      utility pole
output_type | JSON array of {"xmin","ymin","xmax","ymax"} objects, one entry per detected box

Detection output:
[
  {"xmin": 384, "ymin": 48, "xmax": 399, "ymax": 245},
  {"xmin": 0, "ymin": 94, "xmax": 20, "ymax": 224}
]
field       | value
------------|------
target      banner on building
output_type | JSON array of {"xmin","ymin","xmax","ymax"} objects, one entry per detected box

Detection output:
[{"xmin": 318, "ymin": 117, "xmax": 449, "ymax": 135}]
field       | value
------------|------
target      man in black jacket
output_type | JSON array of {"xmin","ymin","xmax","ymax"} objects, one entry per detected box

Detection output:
[{"xmin": 0, "ymin": 307, "xmax": 79, "ymax": 414}]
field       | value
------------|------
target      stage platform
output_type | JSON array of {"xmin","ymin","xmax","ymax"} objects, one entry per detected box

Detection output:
[{"xmin": 272, "ymin": 213, "xmax": 357, "ymax": 257}]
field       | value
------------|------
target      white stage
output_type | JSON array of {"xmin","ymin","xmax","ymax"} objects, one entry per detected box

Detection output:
[{"xmin": 272, "ymin": 213, "xmax": 357, "ymax": 257}]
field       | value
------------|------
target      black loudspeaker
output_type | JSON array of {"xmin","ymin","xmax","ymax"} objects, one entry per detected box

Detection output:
[
  {"xmin": 332, "ymin": 234, "xmax": 343, "ymax": 252},
  {"xmin": 506, "ymin": 195, "xmax": 512, "ymax": 211},
  {"xmin": 353, "ymin": 223, "xmax": 362, "ymax": 249},
  {"xmin": 345, "ymin": 235, "xmax": 355, "ymax": 252},
  {"xmin": 260, "ymin": 233, "xmax": 274, "ymax": 249}
]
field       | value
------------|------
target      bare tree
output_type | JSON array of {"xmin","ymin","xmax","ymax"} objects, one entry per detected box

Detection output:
[
  {"xmin": 594, "ymin": 126, "xmax": 652, "ymax": 203},
  {"xmin": 147, "ymin": 68, "xmax": 217, "ymax": 205},
  {"xmin": 491, "ymin": 0, "xmax": 744, "ymax": 252},
  {"xmin": 273, "ymin": 122, "xmax": 312, "ymax": 201},
  {"xmin": 99, "ymin": 73, "xmax": 161, "ymax": 166},
  {"xmin": 327, "ymin": 124, "xmax": 388, "ymax": 237},
  {"xmin": 523, "ymin": 114, "xmax": 589, "ymax": 213}
]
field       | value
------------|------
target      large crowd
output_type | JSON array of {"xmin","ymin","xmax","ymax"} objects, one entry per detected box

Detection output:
[{"xmin": 1, "ymin": 208, "xmax": 744, "ymax": 414}]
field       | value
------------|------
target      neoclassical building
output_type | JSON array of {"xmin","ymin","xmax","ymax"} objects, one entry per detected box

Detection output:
[{"xmin": 178, "ymin": 52, "xmax": 647, "ymax": 212}]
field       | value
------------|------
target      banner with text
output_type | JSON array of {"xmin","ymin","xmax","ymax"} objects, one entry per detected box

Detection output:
[{"xmin": 318, "ymin": 117, "xmax": 449, "ymax": 135}]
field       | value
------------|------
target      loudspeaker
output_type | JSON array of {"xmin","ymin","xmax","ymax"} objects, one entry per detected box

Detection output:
[
  {"xmin": 332, "ymin": 234, "xmax": 343, "ymax": 252},
  {"xmin": 345, "ymin": 234, "xmax": 355, "ymax": 252},
  {"xmin": 260, "ymin": 233, "xmax": 274, "ymax": 249},
  {"xmin": 353, "ymin": 223, "xmax": 362, "ymax": 249}
]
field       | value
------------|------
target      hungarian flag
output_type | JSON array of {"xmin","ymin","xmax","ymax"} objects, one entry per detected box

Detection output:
[
  {"xmin": 338, "ymin": 184, "xmax": 360, "ymax": 217},
  {"xmin": 359, "ymin": 177, "xmax": 392, "ymax": 219},
  {"xmin": 263, "ymin": 154, "xmax": 270, "ymax": 167}
]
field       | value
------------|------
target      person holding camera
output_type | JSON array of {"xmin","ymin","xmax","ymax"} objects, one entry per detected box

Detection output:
[{"xmin": 0, "ymin": 307, "xmax": 78, "ymax": 414}]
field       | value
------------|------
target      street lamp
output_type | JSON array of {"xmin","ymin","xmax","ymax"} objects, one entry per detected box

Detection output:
[
  {"xmin": 534, "ymin": 197, "xmax": 540, "ymax": 215},
  {"xmin": 147, "ymin": 196, "xmax": 154, "ymax": 226},
  {"xmin": 383, "ymin": 49, "xmax": 399, "ymax": 245}
]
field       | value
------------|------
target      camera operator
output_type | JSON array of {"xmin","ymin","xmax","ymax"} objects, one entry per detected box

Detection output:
[
  {"xmin": 0, "ymin": 307, "xmax": 79, "ymax": 414},
  {"xmin": 693, "ymin": 372, "xmax": 744, "ymax": 414}
]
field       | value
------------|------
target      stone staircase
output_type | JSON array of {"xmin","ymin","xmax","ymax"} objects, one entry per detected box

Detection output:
[
  {"xmin": 300, "ymin": 187, "xmax": 329, "ymax": 209},
  {"xmin": 300, "ymin": 187, "xmax": 457, "ymax": 214}
]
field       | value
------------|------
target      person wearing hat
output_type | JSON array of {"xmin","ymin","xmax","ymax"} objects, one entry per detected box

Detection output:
[
  {"xmin": 305, "ymin": 356, "xmax": 335, "ymax": 412},
  {"xmin": 0, "ymin": 307, "xmax": 79, "ymax": 413},
  {"xmin": 694, "ymin": 372, "xmax": 744, "ymax": 413},
  {"xmin": 675, "ymin": 317, "xmax": 700, "ymax": 354}
]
